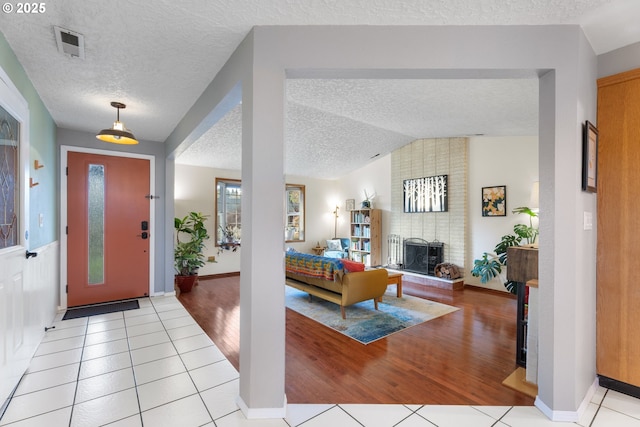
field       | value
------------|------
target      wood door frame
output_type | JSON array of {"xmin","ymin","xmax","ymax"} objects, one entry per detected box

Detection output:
[{"xmin": 60, "ymin": 146, "xmax": 155, "ymax": 309}]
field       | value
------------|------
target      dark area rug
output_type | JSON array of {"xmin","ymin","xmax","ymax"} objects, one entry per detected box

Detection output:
[{"xmin": 62, "ymin": 299, "xmax": 140, "ymax": 320}]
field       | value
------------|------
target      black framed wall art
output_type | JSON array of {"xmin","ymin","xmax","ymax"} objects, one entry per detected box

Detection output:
[{"xmin": 403, "ymin": 175, "xmax": 448, "ymax": 213}]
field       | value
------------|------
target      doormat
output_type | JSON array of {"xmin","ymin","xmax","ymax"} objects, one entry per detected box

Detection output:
[
  {"xmin": 285, "ymin": 285, "xmax": 459, "ymax": 344},
  {"xmin": 62, "ymin": 299, "xmax": 140, "ymax": 320}
]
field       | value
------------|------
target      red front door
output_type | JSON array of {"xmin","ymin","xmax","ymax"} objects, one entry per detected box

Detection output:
[{"xmin": 67, "ymin": 152, "xmax": 150, "ymax": 307}]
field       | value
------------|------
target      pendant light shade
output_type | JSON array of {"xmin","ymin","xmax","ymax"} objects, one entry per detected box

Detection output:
[{"xmin": 96, "ymin": 101, "xmax": 138, "ymax": 145}]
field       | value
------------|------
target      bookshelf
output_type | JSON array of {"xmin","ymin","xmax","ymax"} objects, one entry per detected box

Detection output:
[{"xmin": 349, "ymin": 208, "xmax": 381, "ymax": 267}]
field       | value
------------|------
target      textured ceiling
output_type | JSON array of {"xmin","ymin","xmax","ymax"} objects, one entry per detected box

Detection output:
[
  {"xmin": 0, "ymin": 0, "xmax": 638, "ymax": 178},
  {"xmin": 178, "ymin": 79, "xmax": 539, "ymax": 178}
]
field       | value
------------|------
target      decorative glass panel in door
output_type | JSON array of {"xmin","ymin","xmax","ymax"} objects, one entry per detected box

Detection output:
[
  {"xmin": 0, "ymin": 104, "xmax": 19, "ymax": 249},
  {"xmin": 87, "ymin": 164, "xmax": 105, "ymax": 284}
]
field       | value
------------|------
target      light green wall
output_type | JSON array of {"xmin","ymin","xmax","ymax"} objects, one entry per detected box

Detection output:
[{"xmin": 0, "ymin": 32, "xmax": 57, "ymax": 249}]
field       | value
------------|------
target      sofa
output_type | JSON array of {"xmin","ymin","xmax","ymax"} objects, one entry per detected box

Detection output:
[
  {"xmin": 323, "ymin": 237, "xmax": 350, "ymax": 259},
  {"xmin": 285, "ymin": 251, "xmax": 388, "ymax": 319}
]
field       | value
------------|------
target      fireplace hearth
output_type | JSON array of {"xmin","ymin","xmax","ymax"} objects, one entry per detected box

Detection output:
[{"xmin": 403, "ymin": 238, "xmax": 444, "ymax": 276}]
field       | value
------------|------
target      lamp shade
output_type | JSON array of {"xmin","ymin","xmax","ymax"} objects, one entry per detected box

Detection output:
[
  {"xmin": 530, "ymin": 181, "xmax": 539, "ymax": 212},
  {"xmin": 96, "ymin": 102, "xmax": 138, "ymax": 145}
]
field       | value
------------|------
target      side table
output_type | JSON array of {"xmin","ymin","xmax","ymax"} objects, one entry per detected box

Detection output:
[{"xmin": 377, "ymin": 271, "xmax": 403, "ymax": 302}]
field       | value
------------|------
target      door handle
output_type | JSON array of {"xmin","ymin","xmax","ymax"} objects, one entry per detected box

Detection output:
[{"xmin": 26, "ymin": 250, "xmax": 38, "ymax": 259}]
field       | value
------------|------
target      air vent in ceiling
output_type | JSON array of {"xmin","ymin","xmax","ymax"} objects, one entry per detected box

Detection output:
[{"xmin": 54, "ymin": 26, "xmax": 85, "ymax": 59}]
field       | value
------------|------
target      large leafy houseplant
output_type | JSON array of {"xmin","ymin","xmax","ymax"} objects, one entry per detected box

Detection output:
[
  {"xmin": 174, "ymin": 212, "xmax": 210, "ymax": 292},
  {"xmin": 470, "ymin": 206, "xmax": 538, "ymax": 293}
]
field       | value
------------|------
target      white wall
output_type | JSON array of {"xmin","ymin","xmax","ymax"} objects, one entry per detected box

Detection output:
[
  {"xmin": 284, "ymin": 174, "xmax": 340, "ymax": 252},
  {"xmin": 174, "ymin": 164, "xmax": 240, "ymax": 275},
  {"xmin": 337, "ymin": 154, "xmax": 392, "ymax": 256},
  {"xmin": 598, "ymin": 41, "xmax": 640, "ymax": 78},
  {"xmin": 467, "ymin": 136, "xmax": 539, "ymax": 291},
  {"xmin": 174, "ymin": 164, "xmax": 343, "ymax": 275}
]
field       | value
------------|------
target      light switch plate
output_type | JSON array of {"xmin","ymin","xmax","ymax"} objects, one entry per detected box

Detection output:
[{"xmin": 584, "ymin": 212, "xmax": 593, "ymax": 230}]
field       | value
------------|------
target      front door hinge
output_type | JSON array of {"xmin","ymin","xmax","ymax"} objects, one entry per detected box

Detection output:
[{"xmin": 66, "ymin": 285, "xmax": 68, "ymax": 294}]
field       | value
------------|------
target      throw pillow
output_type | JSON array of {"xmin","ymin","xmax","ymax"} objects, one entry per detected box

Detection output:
[
  {"xmin": 326, "ymin": 239, "xmax": 342, "ymax": 251},
  {"xmin": 341, "ymin": 259, "xmax": 365, "ymax": 273}
]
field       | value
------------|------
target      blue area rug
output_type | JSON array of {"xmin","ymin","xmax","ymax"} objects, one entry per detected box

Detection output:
[{"xmin": 285, "ymin": 285, "xmax": 459, "ymax": 344}]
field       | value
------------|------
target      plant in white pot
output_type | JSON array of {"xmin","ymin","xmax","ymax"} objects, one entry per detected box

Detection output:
[{"xmin": 174, "ymin": 212, "xmax": 210, "ymax": 293}]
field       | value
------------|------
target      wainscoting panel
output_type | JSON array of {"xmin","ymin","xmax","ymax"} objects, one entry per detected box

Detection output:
[{"xmin": 0, "ymin": 241, "xmax": 59, "ymax": 410}]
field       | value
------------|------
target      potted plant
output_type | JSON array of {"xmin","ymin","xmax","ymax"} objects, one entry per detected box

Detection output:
[
  {"xmin": 470, "ymin": 206, "xmax": 538, "ymax": 293},
  {"xmin": 174, "ymin": 212, "xmax": 210, "ymax": 293}
]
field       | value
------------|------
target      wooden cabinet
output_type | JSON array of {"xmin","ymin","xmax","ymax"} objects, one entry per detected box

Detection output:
[
  {"xmin": 597, "ymin": 68, "xmax": 640, "ymax": 391},
  {"xmin": 349, "ymin": 208, "xmax": 381, "ymax": 267},
  {"xmin": 507, "ymin": 246, "xmax": 539, "ymax": 368}
]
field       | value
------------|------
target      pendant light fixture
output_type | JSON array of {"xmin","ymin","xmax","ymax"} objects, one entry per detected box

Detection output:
[{"xmin": 96, "ymin": 101, "xmax": 138, "ymax": 145}]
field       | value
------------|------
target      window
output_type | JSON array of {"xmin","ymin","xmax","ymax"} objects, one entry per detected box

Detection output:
[
  {"xmin": 215, "ymin": 178, "xmax": 241, "ymax": 246},
  {"xmin": 215, "ymin": 179, "xmax": 305, "ymax": 245},
  {"xmin": 285, "ymin": 184, "xmax": 305, "ymax": 242}
]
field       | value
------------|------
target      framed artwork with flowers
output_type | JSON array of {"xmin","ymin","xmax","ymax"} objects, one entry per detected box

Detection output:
[{"xmin": 482, "ymin": 185, "xmax": 506, "ymax": 217}]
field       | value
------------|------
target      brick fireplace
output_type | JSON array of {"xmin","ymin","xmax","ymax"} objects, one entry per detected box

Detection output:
[{"xmin": 390, "ymin": 137, "xmax": 468, "ymax": 273}]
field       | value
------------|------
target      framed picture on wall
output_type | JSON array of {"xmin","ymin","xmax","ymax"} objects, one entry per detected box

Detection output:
[
  {"xmin": 482, "ymin": 185, "xmax": 507, "ymax": 217},
  {"xmin": 345, "ymin": 198, "xmax": 355, "ymax": 211},
  {"xmin": 582, "ymin": 120, "xmax": 598, "ymax": 193},
  {"xmin": 403, "ymin": 175, "xmax": 448, "ymax": 213}
]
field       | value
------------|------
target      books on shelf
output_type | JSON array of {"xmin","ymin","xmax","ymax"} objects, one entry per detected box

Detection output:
[
  {"xmin": 348, "ymin": 208, "xmax": 380, "ymax": 267},
  {"xmin": 349, "ymin": 239, "xmax": 371, "ymax": 252},
  {"xmin": 350, "ymin": 225, "xmax": 371, "ymax": 238},
  {"xmin": 351, "ymin": 211, "xmax": 371, "ymax": 224}
]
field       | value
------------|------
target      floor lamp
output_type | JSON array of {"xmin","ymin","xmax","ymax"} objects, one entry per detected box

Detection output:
[{"xmin": 333, "ymin": 206, "xmax": 339, "ymax": 238}]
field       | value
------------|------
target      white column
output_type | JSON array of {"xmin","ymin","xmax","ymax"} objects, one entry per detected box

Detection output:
[{"xmin": 236, "ymin": 60, "xmax": 287, "ymax": 418}]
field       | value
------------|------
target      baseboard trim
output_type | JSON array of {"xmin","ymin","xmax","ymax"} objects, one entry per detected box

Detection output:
[
  {"xmin": 599, "ymin": 375, "xmax": 640, "ymax": 399},
  {"xmin": 534, "ymin": 377, "xmax": 598, "ymax": 422},
  {"xmin": 236, "ymin": 395, "xmax": 287, "ymax": 419},
  {"xmin": 463, "ymin": 284, "xmax": 517, "ymax": 299},
  {"xmin": 199, "ymin": 272, "xmax": 240, "ymax": 280},
  {"xmin": 151, "ymin": 291, "xmax": 176, "ymax": 297}
]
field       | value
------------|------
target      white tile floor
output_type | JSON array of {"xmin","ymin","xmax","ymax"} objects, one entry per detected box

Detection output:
[{"xmin": 1, "ymin": 295, "xmax": 639, "ymax": 426}]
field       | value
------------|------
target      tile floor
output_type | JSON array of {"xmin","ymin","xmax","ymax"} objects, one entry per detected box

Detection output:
[{"xmin": 1, "ymin": 295, "xmax": 639, "ymax": 426}]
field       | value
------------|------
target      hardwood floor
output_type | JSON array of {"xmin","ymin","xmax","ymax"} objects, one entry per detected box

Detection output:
[{"xmin": 178, "ymin": 275, "xmax": 534, "ymax": 406}]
